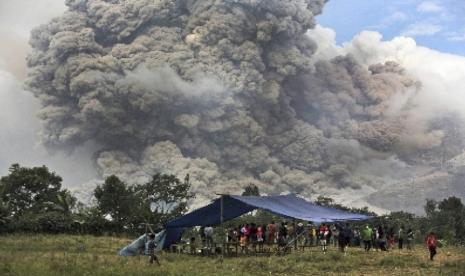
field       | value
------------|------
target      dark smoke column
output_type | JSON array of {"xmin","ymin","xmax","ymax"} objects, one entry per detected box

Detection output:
[{"xmin": 26, "ymin": 0, "xmax": 421, "ymax": 207}]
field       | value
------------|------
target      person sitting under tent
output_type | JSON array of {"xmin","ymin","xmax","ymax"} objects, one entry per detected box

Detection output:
[{"xmin": 146, "ymin": 233, "xmax": 160, "ymax": 265}]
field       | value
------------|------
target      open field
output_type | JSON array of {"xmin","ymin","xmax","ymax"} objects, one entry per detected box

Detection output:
[{"xmin": 0, "ymin": 235, "xmax": 464, "ymax": 276}]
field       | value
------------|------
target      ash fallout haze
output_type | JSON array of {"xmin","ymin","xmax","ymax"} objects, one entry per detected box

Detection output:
[{"xmin": 1, "ymin": 0, "xmax": 465, "ymax": 214}]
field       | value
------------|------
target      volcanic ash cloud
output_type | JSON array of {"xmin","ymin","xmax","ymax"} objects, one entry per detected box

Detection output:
[{"xmin": 26, "ymin": 0, "xmax": 464, "ymax": 208}]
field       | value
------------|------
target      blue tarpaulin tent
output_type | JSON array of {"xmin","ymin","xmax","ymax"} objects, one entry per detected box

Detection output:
[
  {"xmin": 118, "ymin": 194, "xmax": 374, "ymax": 254},
  {"xmin": 160, "ymin": 194, "xmax": 373, "ymax": 249}
]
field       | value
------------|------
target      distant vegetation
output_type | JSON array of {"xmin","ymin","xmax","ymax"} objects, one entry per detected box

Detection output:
[{"xmin": 0, "ymin": 164, "xmax": 464, "ymax": 246}]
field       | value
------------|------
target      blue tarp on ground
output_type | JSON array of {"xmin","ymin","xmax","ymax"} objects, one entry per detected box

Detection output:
[
  {"xmin": 119, "ymin": 230, "xmax": 166, "ymax": 256},
  {"xmin": 161, "ymin": 194, "xmax": 373, "ymax": 249}
]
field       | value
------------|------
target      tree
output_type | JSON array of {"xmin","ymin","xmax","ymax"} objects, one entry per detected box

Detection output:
[
  {"xmin": 438, "ymin": 197, "xmax": 465, "ymax": 240},
  {"xmin": 94, "ymin": 175, "xmax": 134, "ymax": 225},
  {"xmin": 315, "ymin": 196, "xmax": 335, "ymax": 206},
  {"xmin": 133, "ymin": 173, "xmax": 194, "ymax": 227},
  {"xmin": 242, "ymin": 183, "xmax": 260, "ymax": 196},
  {"xmin": 0, "ymin": 164, "xmax": 63, "ymax": 217},
  {"xmin": 55, "ymin": 190, "xmax": 77, "ymax": 215},
  {"xmin": 424, "ymin": 199, "xmax": 437, "ymax": 218}
]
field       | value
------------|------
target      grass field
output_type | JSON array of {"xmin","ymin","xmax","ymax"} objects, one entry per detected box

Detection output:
[{"xmin": 0, "ymin": 235, "xmax": 464, "ymax": 275}]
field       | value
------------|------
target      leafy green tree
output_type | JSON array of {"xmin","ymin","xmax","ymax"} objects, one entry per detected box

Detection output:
[
  {"xmin": 242, "ymin": 183, "xmax": 260, "ymax": 196},
  {"xmin": 0, "ymin": 164, "xmax": 63, "ymax": 217},
  {"xmin": 315, "ymin": 196, "xmax": 335, "ymax": 206},
  {"xmin": 0, "ymin": 197, "xmax": 10, "ymax": 232},
  {"xmin": 94, "ymin": 175, "xmax": 134, "ymax": 225},
  {"xmin": 133, "ymin": 173, "xmax": 193, "ymax": 227},
  {"xmin": 55, "ymin": 190, "xmax": 77, "ymax": 215},
  {"xmin": 438, "ymin": 197, "xmax": 465, "ymax": 240},
  {"xmin": 424, "ymin": 199, "xmax": 437, "ymax": 218}
]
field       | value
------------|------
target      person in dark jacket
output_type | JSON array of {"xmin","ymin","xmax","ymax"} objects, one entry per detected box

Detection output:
[
  {"xmin": 340, "ymin": 223, "xmax": 352, "ymax": 255},
  {"xmin": 378, "ymin": 225, "xmax": 387, "ymax": 251},
  {"xmin": 398, "ymin": 225, "xmax": 405, "ymax": 250},
  {"xmin": 146, "ymin": 233, "xmax": 160, "ymax": 265}
]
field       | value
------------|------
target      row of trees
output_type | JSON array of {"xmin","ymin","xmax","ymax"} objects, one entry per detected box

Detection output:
[
  {"xmin": 0, "ymin": 164, "xmax": 192, "ymax": 235},
  {"xmin": 1, "ymin": 163, "xmax": 464, "ymax": 243}
]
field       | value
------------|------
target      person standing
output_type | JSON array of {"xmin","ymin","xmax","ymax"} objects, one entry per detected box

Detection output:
[
  {"xmin": 398, "ymin": 225, "xmax": 405, "ymax": 250},
  {"xmin": 387, "ymin": 227, "xmax": 395, "ymax": 250},
  {"xmin": 319, "ymin": 223, "xmax": 329, "ymax": 254},
  {"xmin": 353, "ymin": 228, "xmax": 361, "ymax": 247},
  {"xmin": 296, "ymin": 222, "xmax": 305, "ymax": 246},
  {"xmin": 378, "ymin": 225, "xmax": 387, "ymax": 251},
  {"xmin": 199, "ymin": 226, "xmax": 206, "ymax": 248},
  {"xmin": 372, "ymin": 226, "xmax": 379, "ymax": 251},
  {"xmin": 332, "ymin": 225, "xmax": 340, "ymax": 248},
  {"xmin": 311, "ymin": 224, "xmax": 317, "ymax": 246},
  {"xmin": 426, "ymin": 232, "xmax": 438, "ymax": 261},
  {"xmin": 361, "ymin": 225, "xmax": 373, "ymax": 252},
  {"xmin": 341, "ymin": 223, "xmax": 352, "ymax": 255},
  {"xmin": 240, "ymin": 232, "xmax": 248, "ymax": 253},
  {"xmin": 257, "ymin": 225, "xmax": 265, "ymax": 252},
  {"xmin": 146, "ymin": 233, "xmax": 160, "ymax": 265},
  {"xmin": 278, "ymin": 222, "xmax": 288, "ymax": 246},
  {"xmin": 406, "ymin": 228, "xmax": 415, "ymax": 250},
  {"xmin": 267, "ymin": 221, "xmax": 277, "ymax": 245},
  {"xmin": 204, "ymin": 225, "xmax": 214, "ymax": 249}
]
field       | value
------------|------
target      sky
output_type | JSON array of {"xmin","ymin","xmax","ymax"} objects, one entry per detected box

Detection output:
[{"xmin": 317, "ymin": 0, "xmax": 465, "ymax": 56}]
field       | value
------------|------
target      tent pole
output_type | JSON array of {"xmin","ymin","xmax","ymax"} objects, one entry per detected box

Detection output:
[
  {"xmin": 293, "ymin": 219, "xmax": 297, "ymax": 251},
  {"xmin": 220, "ymin": 194, "xmax": 224, "ymax": 261}
]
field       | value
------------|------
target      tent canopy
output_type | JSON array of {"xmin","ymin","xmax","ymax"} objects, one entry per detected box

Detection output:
[
  {"xmin": 120, "ymin": 194, "xmax": 374, "ymax": 252},
  {"xmin": 166, "ymin": 194, "xmax": 372, "ymax": 228}
]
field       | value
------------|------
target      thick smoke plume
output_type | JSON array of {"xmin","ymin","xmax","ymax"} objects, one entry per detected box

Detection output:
[{"xmin": 26, "ymin": 0, "xmax": 465, "ymax": 210}]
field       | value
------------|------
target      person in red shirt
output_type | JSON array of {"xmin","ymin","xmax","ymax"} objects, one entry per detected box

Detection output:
[
  {"xmin": 319, "ymin": 223, "xmax": 329, "ymax": 253},
  {"xmin": 426, "ymin": 232, "xmax": 438, "ymax": 261}
]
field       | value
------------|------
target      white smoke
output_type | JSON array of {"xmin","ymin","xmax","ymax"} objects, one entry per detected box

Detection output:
[{"xmin": 307, "ymin": 25, "xmax": 465, "ymax": 212}]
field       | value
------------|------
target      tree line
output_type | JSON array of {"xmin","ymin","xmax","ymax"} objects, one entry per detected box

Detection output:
[
  {"xmin": 0, "ymin": 164, "xmax": 192, "ymax": 235},
  {"xmin": 0, "ymin": 164, "xmax": 464, "ymax": 244}
]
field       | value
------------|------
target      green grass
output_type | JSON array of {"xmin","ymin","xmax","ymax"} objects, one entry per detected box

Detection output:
[{"xmin": 0, "ymin": 235, "xmax": 464, "ymax": 275}]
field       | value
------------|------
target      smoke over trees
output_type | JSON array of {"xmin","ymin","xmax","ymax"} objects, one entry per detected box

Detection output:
[{"xmin": 26, "ymin": 0, "xmax": 465, "ymax": 209}]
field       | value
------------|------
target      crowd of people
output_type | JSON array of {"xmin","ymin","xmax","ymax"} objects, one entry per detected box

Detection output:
[{"xmin": 188, "ymin": 221, "xmax": 430, "ymax": 256}]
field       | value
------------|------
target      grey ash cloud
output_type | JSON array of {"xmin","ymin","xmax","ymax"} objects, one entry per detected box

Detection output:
[{"xmin": 26, "ymin": 0, "xmax": 465, "ymax": 209}]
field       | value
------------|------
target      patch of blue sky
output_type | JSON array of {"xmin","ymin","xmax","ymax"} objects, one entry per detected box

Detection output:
[{"xmin": 316, "ymin": 0, "xmax": 465, "ymax": 56}]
